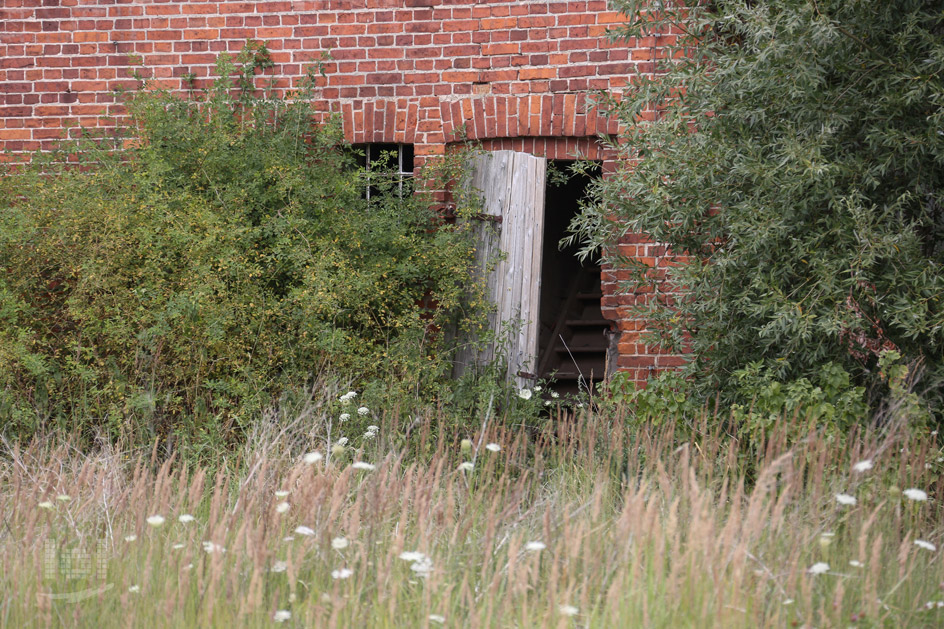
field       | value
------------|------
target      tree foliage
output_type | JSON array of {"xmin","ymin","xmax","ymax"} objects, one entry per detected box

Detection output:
[{"xmin": 577, "ymin": 0, "xmax": 944, "ymax": 411}]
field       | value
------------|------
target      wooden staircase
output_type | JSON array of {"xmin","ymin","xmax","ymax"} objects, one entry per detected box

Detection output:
[{"xmin": 537, "ymin": 266, "xmax": 612, "ymax": 398}]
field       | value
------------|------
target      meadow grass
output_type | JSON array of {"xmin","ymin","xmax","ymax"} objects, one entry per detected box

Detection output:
[{"xmin": 1, "ymin": 403, "xmax": 942, "ymax": 628}]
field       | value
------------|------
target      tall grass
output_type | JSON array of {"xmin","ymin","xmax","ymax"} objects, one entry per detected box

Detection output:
[{"xmin": 1, "ymin": 404, "xmax": 942, "ymax": 627}]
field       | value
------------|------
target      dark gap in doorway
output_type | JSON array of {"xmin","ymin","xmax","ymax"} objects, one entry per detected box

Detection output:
[{"xmin": 537, "ymin": 160, "xmax": 609, "ymax": 397}]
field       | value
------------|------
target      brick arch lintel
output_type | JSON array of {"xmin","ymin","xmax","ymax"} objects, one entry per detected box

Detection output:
[
  {"xmin": 331, "ymin": 93, "xmax": 622, "ymax": 149},
  {"xmin": 440, "ymin": 93, "xmax": 620, "ymax": 142},
  {"xmin": 334, "ymin": 99, "xmax": 423, "ymax": 145}
]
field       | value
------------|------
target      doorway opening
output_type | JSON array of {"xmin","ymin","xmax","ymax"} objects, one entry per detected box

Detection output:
[{"xmin": 536, "ymin": 161, "xmax": 610, "ymax": 397}]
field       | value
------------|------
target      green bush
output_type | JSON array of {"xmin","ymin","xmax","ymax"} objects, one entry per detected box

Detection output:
[
  {"xmin": 572, "ymin": 0, "xmax": 944, "ymax": 418},
  {"xmin": 607, "ymin": 361, "xmax": 870, "ymax": 451},
  {"xmin": 606, "ymin": 370, "xmax": 698, "ymax": 422},
  {"xmin": 0, "ymin": 44, "xmax": 482, "ymax": 445},
  {"xmin": 729, "ymin": 361, "xmax": 868, "ymax": 445}
]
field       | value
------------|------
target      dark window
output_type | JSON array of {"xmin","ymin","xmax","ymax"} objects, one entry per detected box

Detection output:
[{"xmin": 353, "ymin": 143, "xmax": 415, "ymax": 200}]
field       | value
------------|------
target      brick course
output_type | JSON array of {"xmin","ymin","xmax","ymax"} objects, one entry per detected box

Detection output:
[{"xmin": 0, "ymin": 0, "xmax": 679, "ymax": 386}]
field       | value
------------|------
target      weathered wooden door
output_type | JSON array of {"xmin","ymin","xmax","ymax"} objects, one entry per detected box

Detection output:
[{"xmin": 453, "ymin": 150, "xmax": 547, "ymax": 387}]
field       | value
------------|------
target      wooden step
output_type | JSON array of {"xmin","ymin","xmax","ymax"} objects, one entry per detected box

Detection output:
[
  {"xmin": 565, "ymin": 319, "xmax": 611, "ymax": 327},
  {"xmin": 555, "ymin": 346, "xmax": 606, "ymax": 354},
  {"xmin": 549, "ymin": 372, "xmax": 605, "ymax": 381}
]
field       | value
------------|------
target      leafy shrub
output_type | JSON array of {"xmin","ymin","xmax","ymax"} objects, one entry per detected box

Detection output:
[
  {"xmin": 605, "ymin": 370, "xmax": 698, "ymax": 422},
  {"xmin": 573, "ymin": 0, "xmax": 944, "ymax": 417},
  {"xmin": 0, "ymin": 44, "xmax": 482, "ymax": 445},
  {"xmin": 730, "ymin": 361, "xmax": 868, "ymax": 445},
  {"xmin": 608, "ymin": 361, "xmax": 871, "ymax": 453}
]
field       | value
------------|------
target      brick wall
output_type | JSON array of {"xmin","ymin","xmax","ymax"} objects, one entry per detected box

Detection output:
[{"xmin": 0, "ymin": 0, "xmax": 679, "ymax": 385}]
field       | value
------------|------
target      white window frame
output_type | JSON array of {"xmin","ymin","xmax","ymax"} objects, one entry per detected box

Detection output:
[{"xmin": 359, "ymin": 143, "xmax": 414, "ymax": 200}]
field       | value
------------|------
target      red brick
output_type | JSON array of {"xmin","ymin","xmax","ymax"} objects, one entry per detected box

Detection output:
[
  {"xmin": 480, "ymin": 17, "xmax": 517, "ymax": 30},
  {"xmin": 482, "ymin": 43, "xmax": 518, "ymax": 56},
  {"xmin": 518, "ymin": 67, "xmax": 556, "ymax": 80}
]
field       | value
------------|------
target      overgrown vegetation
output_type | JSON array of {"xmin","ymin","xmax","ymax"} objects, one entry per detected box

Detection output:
[
  {"xmin": 4, "ymin": 402, "xmax": 943, "ymax": 627},
  {"xmin": 0, "ymin": 44, "xmax": 485, "ymax": 449},
  {"xmin": 574, "ymin": 0, "xmax": 944, "ymax": 418}
]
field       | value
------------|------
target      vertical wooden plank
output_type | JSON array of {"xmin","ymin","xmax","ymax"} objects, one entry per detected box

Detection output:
[
  {"xmin": 500, "ymin": 152, "xmax": 519, "ymax": 372},
  {"xmin": 485, "ymin": 151, "xmax": 508, "ymax": 366},
  {"xmin": 523, "ymin": 159, "xmax": 546, "ymax": 386},
  {"xmin": 512, "ymin": 154, "xmax": 546, "ymax": 387},
  {"xmin": 509, "ymin": 153, "xmax": 528, "ymax": 380}
]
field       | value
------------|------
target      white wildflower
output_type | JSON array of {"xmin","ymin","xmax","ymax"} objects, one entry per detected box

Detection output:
[
  {"xmin": 853, "ymin": 460, "xmax": 874, "ymax": 473},
  {"xmin": 518, "ymin": 388, "xmax": 532, "ymax": 400},
  {"xmin": 485, "ymin": 443, "xmax": 501, "ymax": 452},
  {"xmin": 351, "ymin": 461, "xmax": 375, "ymax": 471},
  {"xmin": 38, "ymin": 501, "xmax": 55, "ymax": 510},
  {"xmin": 124, "ymin": 535, "xmax": 137, "ymax": 542},
  {"xmin": 923, "ymin": 601, "xmax": 944, "ymax": 609},
  {"xmin": 275, "ymin": 490, "xmax": 289, "ymax": 498},
  {"xmin": 782, "ymin": 599, "xmax": 794, "ymax": 605},
  {"xmin": 339, "ymin": 413, "xmax": 350, "ymax": 422},
  {"xmin": 271, "ymin": 561, "xmax": 287, "ymax": 573},
  {"xmin": 294, "ymin": 526, "xmax": 315, "ymax": 536},
  {"xmin": 835, "ymin": 493, "xmax": 857, "ymax": 506},
  {"xmin": 559, "ymin": 605, "xmax": 579, "ymax": 616},
  {"xmin": 410, "ymin": 556, "xmax": 433, "ymax": 577},
  {"xmin": 178, "ymin": 514, "xmax": 195, "ymax": 523},
  {"xmin": 849, "ymin": 560, "xmax": 864, "ymax": 568},
  {"xmin": 550, "ymin": 390, "xmax": 559, "ymax": 398},
  {"xmin": 808, "ymin": 562, "xmax": 830, "ymax": 575},
  {"xmin": 304, "ymin": 451, "xmax": 323, "ymax": 465},
  {"xmin": 904, "ymin": 488, "xmax": 929, "ymax": 502},
  {"xmin": 146, "ymin": 515, "xmax": 165, "ymax": 527},
  {"xmin": 367, "ymin": 425, "xmax": 379, "ymax": 432},
  {"xmin": 357, "ymin": 406, "xmax": 370, "ymax": 416},
  {"xmin": 331, "ymin": 536, "xmax": 349, "ymax": 550},
  {"xmin": 273, "ymin": 610, "xmax": 291, "ymax": 623},
  {"xmin": 336, "ymin": 437, "xmax": 349, "ymax": 446},
  {"xmin": 399, "ymin": 551, "xmax": 426, "ymax": 562},
  {"xmin": 202, "ymin": 541, "xmax": 225, "ymax": 554},
  {"xmin": 363, "ymin": 430, "xmax": 376, "ymax": 439},
  {"xmin": 128, "ymin": 585, "xmax": 140, "ymax": 593},
  {"xmin": 172, "ymin": 543, "xmax": 186, "ymax": 550},
  {"xmin": 915, "ymin": 540, "xmax": 937, "ymax": 552},
  {"xmin": 276, "ymin": 501, "xmax": 290, "ymax": 514},
  {"xmin": 524, "ymin": 541, "xmax": 546, "ymax": 551},
  {"xmin": 331, "ymin": 567, "xmax": 353, "ymax": 580},
  {"xmin": 458, "ymin": 462, "xmax": 474, "ymax": 472},
  {"xmin": 429, "ymin": 615, "xmax": 446, "ymax": 624},
  {"xmin": 533, "ymin": 385, "xmax": 542, "ymax": 392},
  {"xmin": 56, "ymin": 494, "xmax": 71, "ymax": 502},
  {"xmin": 339, "ymin": 391, "xmax": 357, "ymax": 405}
]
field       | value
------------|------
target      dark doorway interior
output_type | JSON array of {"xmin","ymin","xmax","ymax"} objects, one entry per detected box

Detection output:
[{"xmin": 537, "ymin": 161, "xmax": 610, "ymax": 397}]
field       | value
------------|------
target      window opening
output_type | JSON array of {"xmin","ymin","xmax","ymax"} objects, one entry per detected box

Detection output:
[{"xmin": 353, "ymin": 143, "xmax": 415, "ymax": 200}]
